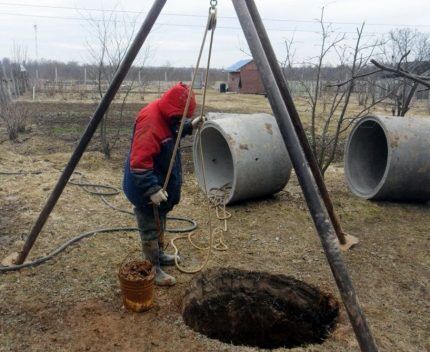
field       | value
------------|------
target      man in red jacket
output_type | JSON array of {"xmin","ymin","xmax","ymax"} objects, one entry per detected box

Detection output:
[{"xmin": 123, "ymin": 82, "xmax": 201, "ymax": 286}]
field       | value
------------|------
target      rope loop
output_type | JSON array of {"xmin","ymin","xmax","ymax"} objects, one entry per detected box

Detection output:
[{"xmin": 210, "ymin": 0, "xmax": 218, "ymax": 9}]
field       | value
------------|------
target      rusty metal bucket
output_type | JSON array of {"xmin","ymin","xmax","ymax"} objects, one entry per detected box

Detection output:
[{"xmin": 118, "ymin": 259, "xmax": 156, "ymax": 312}]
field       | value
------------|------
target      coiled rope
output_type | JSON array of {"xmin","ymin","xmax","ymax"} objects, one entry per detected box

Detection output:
[{"xmin": 167, "ymin": 4, "xmax": 233, "ymax": 274}]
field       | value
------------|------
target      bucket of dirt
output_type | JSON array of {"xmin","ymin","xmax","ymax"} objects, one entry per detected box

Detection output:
[{"xmin": 118, "ymin": 258, "xmax": 156, "ymax": 312}]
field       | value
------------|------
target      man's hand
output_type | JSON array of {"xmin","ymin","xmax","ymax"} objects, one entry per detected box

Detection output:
[
  {"xmin": 150, "ymin": 189, "xmax": 168, "ymax": 206},
  {"xmin": 192, "ymin": 115, "xmax": 206, "ymax": 129}
]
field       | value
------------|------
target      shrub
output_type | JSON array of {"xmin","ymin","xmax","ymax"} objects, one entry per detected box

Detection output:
[{"xmin": 0, "ymin": 102, "xmax": 31, "ymax": 140}]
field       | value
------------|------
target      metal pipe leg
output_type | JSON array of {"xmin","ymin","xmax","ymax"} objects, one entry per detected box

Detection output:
[{"xmin": 232, "ymin": 1, "xmax": 378, "ymax": 351}]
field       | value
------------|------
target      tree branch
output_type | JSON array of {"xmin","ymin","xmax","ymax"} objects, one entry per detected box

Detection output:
[
  {"xmin": 326, "ymin": 69, "xmax": 382, "ymax": 87},
  {"xmin": 371, "ymin": 59, "xmax": 430, "ymax": 88}
]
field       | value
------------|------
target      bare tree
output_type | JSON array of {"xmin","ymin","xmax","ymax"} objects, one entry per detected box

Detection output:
[
  {"xmin": 370, "ymin": 59, "xmax": 430, "ymax": 88},
  {"xmin": 282, "ymin": 33, "xmax": 297, "ymax": 71},
  {"xmin": 10, "ymin": 44, "xmax": 29, "ymax": 97},
  {"xmin": 0, "ymin": 44, "xmax": 31, "ymax": 140},
  {"xmin": 378, "ymin": 29, "xmax": 430, "ymax": 116},
  {"xmin": 295, "ymin": 8, "xmax": 386, "ymax": 175},
  {"xmin": 0, "ymin": 44, "xmax": 29, "ymax": 104},
  {"xmin": 0, "ymin": 65, "xmax": 12, "ymax": 105},
  {"xmin": 81, "ymin": 6, "xmax": 151, "ymax": 158},
  {"xmin": 0, "ymin": 103, "xmax": 31, "ymax": 140},
  {"xmin": 11, "ymin": 42, "xmax": 28, "ymax": 67}
]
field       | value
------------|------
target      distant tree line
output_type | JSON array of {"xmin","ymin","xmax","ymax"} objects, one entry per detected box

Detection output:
[{"xmin": 0, "ymin": 59, "xmax": 229, "ymax": 85}]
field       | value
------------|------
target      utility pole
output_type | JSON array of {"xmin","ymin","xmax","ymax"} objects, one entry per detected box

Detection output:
[
  {"xmin": 33, "ymin": 24, "xmax": 39, "ymax": 101},
  {"xmin": 34, "ymin": 24, "xmax": 39, "ymax": 81}
]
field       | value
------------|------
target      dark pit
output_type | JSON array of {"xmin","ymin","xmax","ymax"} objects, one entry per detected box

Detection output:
[{"xmin": 182, "ymin": 268, "xmax": 339, "ymax": 349}]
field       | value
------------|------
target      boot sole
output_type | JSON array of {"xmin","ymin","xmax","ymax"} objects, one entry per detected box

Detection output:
[{"xmin": 155, "ymin": 278, "xmax": 176, "ymax": 286}]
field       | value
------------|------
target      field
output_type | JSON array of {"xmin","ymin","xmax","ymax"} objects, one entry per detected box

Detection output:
[{"xmin": 0, "ymin": 90, "xmax": 429, "ymax": 352}]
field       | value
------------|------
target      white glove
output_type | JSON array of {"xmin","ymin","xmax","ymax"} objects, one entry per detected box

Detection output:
[
  {"xmin": 192, "ymin": 115, "xmax": 206, "ymax": 129},
  {"xmin": 150, "ymin": 189, "xmax": 168, "ymax": 206}
]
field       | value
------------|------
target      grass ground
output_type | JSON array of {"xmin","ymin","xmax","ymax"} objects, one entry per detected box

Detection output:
[{"xmin": 0, "ymin": 90, "xmax": 429, "ymax": 351}]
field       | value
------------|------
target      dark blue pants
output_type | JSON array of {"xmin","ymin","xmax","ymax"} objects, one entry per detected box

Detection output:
[{"xmin": 134, "ymin": 207, "xmax": 166, "ymax": 242}]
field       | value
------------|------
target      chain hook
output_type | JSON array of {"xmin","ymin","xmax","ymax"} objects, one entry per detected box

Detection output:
[{"xmin": 210, "ymin": 0, "xmax": 218, "ymax": 9}]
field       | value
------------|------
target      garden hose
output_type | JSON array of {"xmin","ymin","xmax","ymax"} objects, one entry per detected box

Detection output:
[{"xmin": 0, "ymin": 170, "xmax": 196, "ymax": 273}]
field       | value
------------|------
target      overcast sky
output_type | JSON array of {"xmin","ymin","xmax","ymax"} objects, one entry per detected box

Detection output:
[{"xmin": 0, "ymin": 0, "xmax": 429, "ymax": 68}]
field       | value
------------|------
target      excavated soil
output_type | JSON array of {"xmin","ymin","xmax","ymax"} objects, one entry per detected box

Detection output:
[
  {"xmin": 182, "ymin": 267, "xmax": 339, "ymax": 349},
  {"xmin": 119, "ymin": 259, "xmax": 153, "ymax": 281}
]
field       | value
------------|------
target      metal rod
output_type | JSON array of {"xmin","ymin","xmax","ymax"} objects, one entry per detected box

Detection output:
[
  {"xmin": 232, "ymin": 1, "xmax": 378, "ymax": 351},
  {"xmin": 15, "ymin": 0, "xmax": 167, "ymax": 265},
  {"xmin": 244, "ymin": 0, "xmax": 347, "ymax": 244}
]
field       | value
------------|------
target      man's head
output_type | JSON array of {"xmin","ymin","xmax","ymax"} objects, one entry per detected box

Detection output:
[{"xmin": 158, "ymin": 82, "xmax": 197, "ymax": 123}]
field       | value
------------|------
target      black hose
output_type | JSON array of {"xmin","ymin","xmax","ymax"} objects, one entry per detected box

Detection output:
[
  {"xmin": 0, "ymin": 171, "xmax": 197, "ymax": 273},
  {"xmin": 0, "ymin": 227, "xmax": 137, "ymax": 272},
  {"xmin": 68, "ymin": 173, "xmax": 197, "ymax": 233}
]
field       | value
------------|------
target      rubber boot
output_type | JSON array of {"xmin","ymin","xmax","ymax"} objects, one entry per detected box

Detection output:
[
  {"xmin": 158, "ymin": 240, "xmax": 180, "ymax": 266},
  {"xmin": 158, "ymin": 217, "xmax": 180, "ymax": 266},
  {"xmin": 142, "ymin": 239, "xmax": 176, "ymax": 286}
]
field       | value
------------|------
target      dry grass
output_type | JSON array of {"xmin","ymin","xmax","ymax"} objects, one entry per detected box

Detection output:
[{"xmin": 0, "ymin": 92, "xmax": 429, "ymax": 352}]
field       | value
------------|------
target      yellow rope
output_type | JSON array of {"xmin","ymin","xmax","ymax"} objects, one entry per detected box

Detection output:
[
  {"xmin": 181, "ymin": 186, "xmax": 231, "ymax": 252},
  {"xmin": 171, "ymin": 185, "xmax": 230, "ymax": 273},
  {"xmin": 167, "ymin": 6, "xmax": 233, "ymax": 273}
]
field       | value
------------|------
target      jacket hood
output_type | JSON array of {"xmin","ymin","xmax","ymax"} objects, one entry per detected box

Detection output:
[{"xmin": 158, "ymin": 82, "xmax": 197, "ymax": 120}]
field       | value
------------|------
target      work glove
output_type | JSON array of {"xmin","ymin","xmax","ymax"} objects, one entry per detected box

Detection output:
[
  {"xmin": 150, "ymin": 189, "xmax": 168, "ymax": 206},
  {"xmin": 192, "ymin": 115, "xmax": 206, "ymax": 129}
]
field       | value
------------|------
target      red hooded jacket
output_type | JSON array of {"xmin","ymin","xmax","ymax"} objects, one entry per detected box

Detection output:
[
  {"xmin": 123, "ymin": 82, "xmax": 197, "ymax": 213},
  {"xmin": 130, "ymin": 82, "xmax": 196, "ymax": 171}
]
